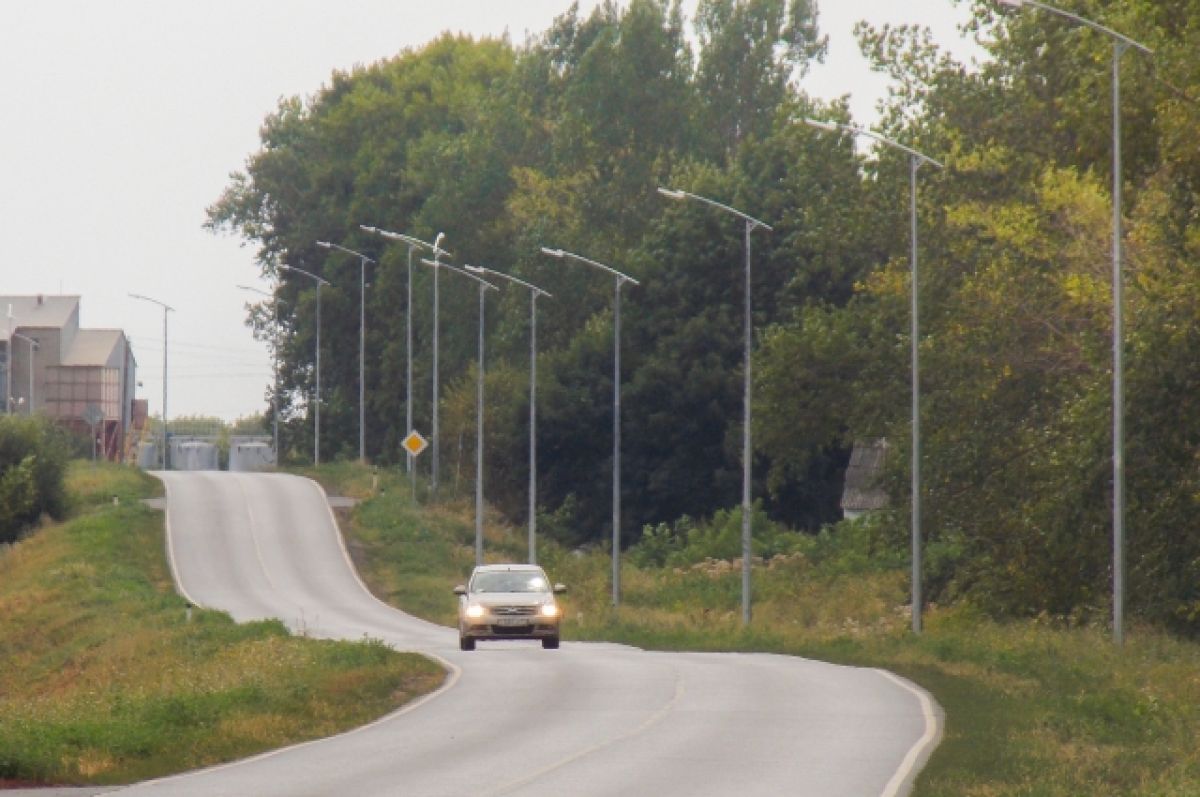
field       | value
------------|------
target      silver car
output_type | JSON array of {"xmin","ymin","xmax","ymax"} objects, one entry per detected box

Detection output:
[{"xmin": 454, "ymin": 564, "xmax": 566, "ymax": 651}]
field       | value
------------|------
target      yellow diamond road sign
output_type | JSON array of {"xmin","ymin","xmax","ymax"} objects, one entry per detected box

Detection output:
[{"xmin": 402, "ymin": 430, "xmax": 429, "ymax": 457}]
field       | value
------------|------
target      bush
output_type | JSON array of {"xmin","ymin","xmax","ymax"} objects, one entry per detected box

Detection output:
[
  {"xmin": 629, "ymin": 502, "xmax": 807, "ymax": 568},
  {"xmin": 0, "ymin": 416, "xmax": 69, "ymax": 543}
]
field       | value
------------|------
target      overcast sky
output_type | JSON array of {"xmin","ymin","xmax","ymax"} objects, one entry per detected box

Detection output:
[{"xmin": 0, "ymin": 1, "xmax": 982, "ymax": 422}]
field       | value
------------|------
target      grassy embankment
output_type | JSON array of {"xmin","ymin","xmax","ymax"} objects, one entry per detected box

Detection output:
[
  {"xmin": 0, "ymin": 462, "xmax": 443, "ymax": 787},
  {"xmin": 316, "ymin": 462, "xmax": 1200, "ymax": 796}
]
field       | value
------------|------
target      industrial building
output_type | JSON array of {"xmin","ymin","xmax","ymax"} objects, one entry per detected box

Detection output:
[{"xmin": 2, "ymin": 295, "xmax": 138, "ymax": 461}]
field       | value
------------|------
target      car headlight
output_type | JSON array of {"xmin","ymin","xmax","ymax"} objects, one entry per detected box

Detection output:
[
  {"xmin": 465, "ymin": 604, "xmax": 486, "ymax": 619},
  {"xmin": 540, "ymin": 603, "xmax": 560, "ymax": 618}
]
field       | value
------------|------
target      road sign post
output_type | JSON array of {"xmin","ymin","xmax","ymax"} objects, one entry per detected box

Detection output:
[{"xmin": 403, "ymin": 431, "xmax": 429, "ymax": 502}]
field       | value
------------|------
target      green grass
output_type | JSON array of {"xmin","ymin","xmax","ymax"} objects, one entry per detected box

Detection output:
[
  {"xmin": 0, "ymin": 462, "xmax": 444, "ymax": 787},
  {"xmin": 323, "ymin": 462, "xmax": 1200, "ymax": 796}
]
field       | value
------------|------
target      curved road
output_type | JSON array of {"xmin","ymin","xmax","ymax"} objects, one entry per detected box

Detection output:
[{"xmin": 106, "ymin": 471, "xmax": 940, "ymax": 796}]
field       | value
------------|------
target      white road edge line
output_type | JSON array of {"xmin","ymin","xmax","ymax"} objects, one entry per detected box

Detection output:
[
  {"xmin": 309, "ymin": 476, "xmax": 450, "ymax": 633},
  {"xmin": 110, "ymin": 473, "xmax": 464, "ymax": 796},
  {"xmin": 875, "ymin": 668, "xmax": 943, "ymax": 797},
  {"xmin": 155, "ymin": 474, "xmax": 941, "ymax": 795},
  {"xmin": 156, "ymin": 472, "xmax": 203, "ymax": 610},
  {"xmin": 97, "ymin": 656, "xmax": 462, "ymax": 796}
]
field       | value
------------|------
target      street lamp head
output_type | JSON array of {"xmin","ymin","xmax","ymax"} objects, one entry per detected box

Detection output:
[
  {"xmin": 540, "ymin": 247, "xmax": 565, "ymax": 258},
  {"xmin": 657, "ymin": 187, "xmax": 686, "ymax": 201},
  {"xmin": 368, "ymin": 227, "xmax": 425, "ymax": 248},
  {"xmin": 358, "ymin": 225, "xmax": 379, "ymax": 235},
  {"xmin": 433, "ymin": 232, "xmax": 445, "ymax": 252},
  {"xmin": 803, "ymin": 118, "xmax": 840, "ymax": 132},
  {"xmin": 997, "ymin": 0, "xmax": 1025, "ymax": 7},
  {"xmin": 316, "ymin": 241, "xmax": 332, "ymax": 249}
]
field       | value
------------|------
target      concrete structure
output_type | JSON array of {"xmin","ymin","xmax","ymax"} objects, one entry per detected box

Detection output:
[
  {"xmin": 2, "ymin": 295, "xmax": 137, "ymax": 460},
  {"xmin": 172, "ymin": 439, "xmax": 219, "ymax": 471},
  {"xmin": 137, "ymin": 441, "xmax": 159, "ymax": 469},
  {"xmin": 229, "ymin": 436, "xmax": 276, "ymax": 471}
]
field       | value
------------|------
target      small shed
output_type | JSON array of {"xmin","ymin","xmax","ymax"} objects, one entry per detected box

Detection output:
[{"xmin": 840, "ymin": 438, "xmax": 890, "ymax": 520}]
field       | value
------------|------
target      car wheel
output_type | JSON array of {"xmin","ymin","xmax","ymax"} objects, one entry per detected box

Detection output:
[
  {"xmin": 460, "ymin": 635, "xmax": 475, "ymax": 651},
  {"xmin": 542, "ymin": 636, "xmax": 559, "ymax": 650}
]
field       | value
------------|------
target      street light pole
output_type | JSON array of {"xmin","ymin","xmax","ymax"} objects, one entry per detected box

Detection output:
[
  {"xmin": 657, "ymin": 187, "xmax": 772, "ymax": 626},
  {"xmin": 466, "ymin": 265, "xmax": 552, "ymax": 563},
  {"xmin": 237, "ymin": 284, "xmax": 286, "ymax": 463},
  {"xmin": 423, "ymin": 259, "xmax": 497, "ymax": 563},
  {"xmin": 359, "ymin": 226, "xmax": 442, "ymax": 479},
  {"xmin": 279, "ymin": 264, "xmax": 330, "ymax": 466},
  {"xmin": 5, "ymin": 305, "xmax": 12, "ymax": 416},
  {"xmin": 997, "ymin": 0, "xmax": 1151, "ymax": 645},
  {"xmin": 317, "ymin": 241, "xmax": 375, "ymax": 462},
  {"xmin": 394, "ymin": 233, "xmax": 452, "ymax": 496},
  {"xmin": 802, "ymin": 118, "xmax": 942, "ymax": 634},
  {"xmin": 540, "ymin": 247, "xmax": 639, "ymax": 607},
  {"xmin": 129, "ymin": 294, "xmax": 174, "ymax": 469}
]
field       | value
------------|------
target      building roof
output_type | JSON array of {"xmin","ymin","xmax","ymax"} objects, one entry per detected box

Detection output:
[
  {"xmin": 61, "ymin": 329, "xmax": 127, "ymax": 367},
  {"xmin": 1, "ymin": 295, "xmax": 80, "ymax": 337},
  {"xmin": 841, "ymin": 438, "xmax": 891, "ymax": 513}
]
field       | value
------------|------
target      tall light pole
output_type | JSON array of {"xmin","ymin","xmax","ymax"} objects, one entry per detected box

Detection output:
[
  {"xmin": 359, "ymin": 226, "xmax": 440, "ymax": 478},
  {"xmin": 5, "ymin": 305, "xmax": 14, "ymax": 415},
  {"xmin": 540, "ymin": 247, "xmax": 639, "ymax": 607},
  {"xmin": 423, "ymin": 259, "xmax": 497, "ymax": 563},
  {"xmin": 404, "ymin": 234, "xmax": 451, "ymax": 496},
  {"xmin": 317, "ymin": 240, "xmax": 375, "ymax": 462},
  {"xmin": 803, "ymin": 118, "xmax": 942, "ymax": 634},
  {"xmin": 997, "ymin": 0, "xmax": 1150, "ymax": 645},
  {"xmin": 129, "ymin": 293, "xmax": 174, "ymax": 469},
  {"xmin": 466, "ymin": 265, "xmax": 553, "ymax": 564},
  {"xmin": 279, "ymin": 264, "xmax": 330, "ymax": 466},
  {"xmin": 11, "ymin": 332, "xmax": 38, "ymax": 413},
  {"xmin": 657, "ymin": 187, "xmax": 772, "ymax": 627},
  {"xmin": 237, "ymin": 284, "xmax": 286, "ymax": 463}
]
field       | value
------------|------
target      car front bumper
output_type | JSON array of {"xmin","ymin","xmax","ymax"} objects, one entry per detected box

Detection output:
[{"xmin": 460, "ymin": 616, "xmax": 560, "ymax": 640}]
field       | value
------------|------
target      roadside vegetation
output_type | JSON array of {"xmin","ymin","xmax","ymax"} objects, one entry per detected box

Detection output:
[
  {"xmin": 214, "ymin": 0, "xmax": 1200, "ymax": 638},
  {"xmin": 319, "ymin": 463, "xmax": 1200, "ymax": 796},
  {"xmin": 0, "ymin": 415, "xmax": 70, "ymax": 545},
  {"xmin": 0, "ymin": 462, "xmax": 443, "ymax": 787}
]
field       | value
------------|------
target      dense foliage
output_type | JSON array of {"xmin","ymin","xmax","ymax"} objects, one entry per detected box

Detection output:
[
  {"xmin": 0, "ymin": 415, "xmax": 69, "ymax": 543},
  {"xmin": 209, "ymin": 0, "xmax": 1200, "ymax": 630}
]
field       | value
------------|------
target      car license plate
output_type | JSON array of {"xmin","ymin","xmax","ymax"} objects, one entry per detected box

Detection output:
[{"xmin": 496, "ymin": 617, "xmax": 529, "ymax": 626}]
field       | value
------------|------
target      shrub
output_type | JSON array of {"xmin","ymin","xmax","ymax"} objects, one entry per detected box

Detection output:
[
  {"xmin": 0, "ymin": 416, "xmax": 69, "ymax": 543},
  {"xmin": 629, "ymin": 502, "xmax": 807, "ymax": 568}
]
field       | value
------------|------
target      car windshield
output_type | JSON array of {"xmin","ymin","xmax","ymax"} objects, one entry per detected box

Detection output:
[{"xmin": 472, "ymin": 571, "xmax": 548, "ymax": 593}]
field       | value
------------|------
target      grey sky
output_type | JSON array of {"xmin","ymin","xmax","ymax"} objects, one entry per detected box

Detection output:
[{"xmin": 1, "ymin": 1, "xmax": 981, "ymax": 422}]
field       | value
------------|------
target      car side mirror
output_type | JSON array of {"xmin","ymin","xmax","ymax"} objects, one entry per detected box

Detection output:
[
  {"xmin": 553, "ymin": 583, "xmax": 567, "ymax": 594},
  {"xmin": 453, "ymin": 585, "xmax": 467, "ymax": 595}
]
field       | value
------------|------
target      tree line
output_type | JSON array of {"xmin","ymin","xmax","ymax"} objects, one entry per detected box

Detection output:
[{"xmin": 208, "ymin": 0, "xmax": 1200, "ymax": 632}]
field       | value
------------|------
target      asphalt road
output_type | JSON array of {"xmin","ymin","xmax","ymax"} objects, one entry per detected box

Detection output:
[{"xmin": 96, "ymin": 471, "xmax": 940, "ymax": 797}]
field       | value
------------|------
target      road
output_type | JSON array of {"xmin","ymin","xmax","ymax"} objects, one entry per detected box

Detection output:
[{"xmin": 102, "ymin": 471, "xmax": 940, "ymax": 797}]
